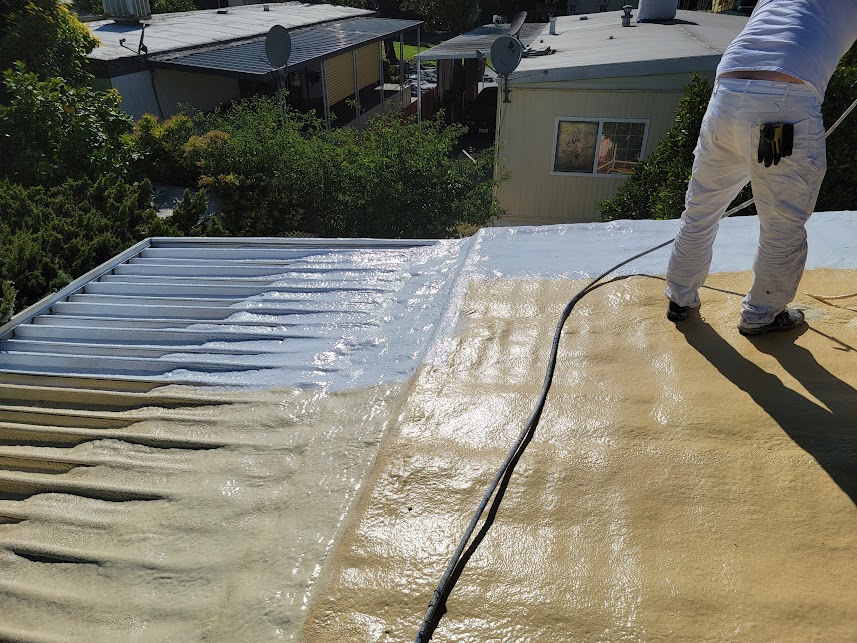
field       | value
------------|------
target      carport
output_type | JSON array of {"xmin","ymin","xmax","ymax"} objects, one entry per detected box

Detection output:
[
  {"xmin": 412, "ymin": 22, "xmax": 544, "ymax": 125},
  {"xmin": 150, "ymin": 17, "xmax": 422, "ymax": 128}
]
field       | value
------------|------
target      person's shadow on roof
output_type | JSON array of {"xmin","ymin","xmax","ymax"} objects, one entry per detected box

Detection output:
[{"xmin": 675, "ymin": 317, "xmax": 857, "ymax": 507}]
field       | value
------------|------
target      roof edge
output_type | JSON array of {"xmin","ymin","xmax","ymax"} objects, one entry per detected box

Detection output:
[{"xmin": 510, "ymin": 54, "xmax": 723, "ymax": 84}]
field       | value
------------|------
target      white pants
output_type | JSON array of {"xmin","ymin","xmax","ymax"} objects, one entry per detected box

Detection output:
[{"xmin": 665, "ymin": 78, "xmax": 827, "ymax": 327}]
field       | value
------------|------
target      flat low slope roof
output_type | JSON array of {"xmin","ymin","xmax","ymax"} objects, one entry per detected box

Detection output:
[
  {"xmin": 413, "ymin": 22, "xmax": 546, "ymax": 61},
  {"xmin": 0, "ymin": 238, "xmax": 453, "ymax": 389},
  {"xmin": 0, "ymin": 213, "xmax": 854, "ymax": 640},
  {"xmin": 86, "ymin": 1, "xmax": 372, "ymax": 62},
  {"xmin": 510, "ymin": 9, "xmax": 749, "ymax": 83}
]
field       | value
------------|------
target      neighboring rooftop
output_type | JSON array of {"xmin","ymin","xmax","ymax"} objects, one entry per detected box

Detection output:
[
  {"xmin": 412, "ymin": 22, "xmax": 546, "ymax": 61},
  {"xmin": 151, "ymin": 16, "xmax": 423, "ymax": 80},
  {"xmin": 85, "ymin": 1, "xmax": 372, "ymax": 61},
  {"xmin": 510, "ymin": 9, "xmax": 749, "ymax": 83}
]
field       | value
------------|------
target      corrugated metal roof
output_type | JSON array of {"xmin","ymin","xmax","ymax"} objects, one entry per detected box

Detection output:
[
  {"xmin": 509, "ymin": 9, "xmax": 749, "ymax": 83},
  {"xmin": 0, "ymin": 237, "xmax": 457, "ymax": 388},
  {"xmin": 412, "ymin": 23, "xmax": 546, "ymax": 61},
  {"xmin": 151, "ymin": 17, "xmax": 423, "ymax": 79}
]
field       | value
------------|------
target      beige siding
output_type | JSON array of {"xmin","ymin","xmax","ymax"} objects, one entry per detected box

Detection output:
[
  {"xmin": 326, "ymin": 52, "xmax": 355, "ymax": 105},
  {"xmin": 495, "ymin": 73, "xmax": 714, "ymax": 225},
  {"xmin": 356, "ymin": 44, "xmax": 380, "ymax": 89}
]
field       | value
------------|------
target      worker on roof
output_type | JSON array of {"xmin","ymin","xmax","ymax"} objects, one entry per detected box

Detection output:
[{"xmin": 664, "ymin": 0, "xmax": 857, "ymax": 335}]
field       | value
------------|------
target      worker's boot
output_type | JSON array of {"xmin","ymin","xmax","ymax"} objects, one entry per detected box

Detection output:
[
  {"xmin": 666, "ymin": 301, "xmax": 690, "ymax": 322},
  {"xmin": 738, "ymin": 307, "xmax": 805, "ymax": 336}
]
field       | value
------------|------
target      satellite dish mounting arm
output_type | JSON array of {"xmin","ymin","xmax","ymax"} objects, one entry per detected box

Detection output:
[{"xmin": 484, "ymin": 35, "xmax": 523, "ymax": 104}]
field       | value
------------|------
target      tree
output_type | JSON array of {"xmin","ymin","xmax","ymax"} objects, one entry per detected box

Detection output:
[
  {"xmin": 0, "ymin": 0, "xmax": 99, "ymax": 85},
  {"xmin": 170, "ymin": 93, "xmax": 503, "ymax": 238},
  {"xmin": 817, "ymin": 51, "xmax": 857, "ymax": 212},
  {"xmin": 478, "ymin": 0, "xmax": 562, "ymax": 23},
  {"xmin": 401, "ymin": 0, "xmax": 480, "ymax": 33},
  {"xmin": 0, "ymin": 279, "xmax": 14, "ymax": 324},
  {"xmin": 306, "ymin": 0, "xmax": 367, "ymax": 7},
  {"xmin": 0, "ymin": 63, "xmax": 134, "ymax": 186}
]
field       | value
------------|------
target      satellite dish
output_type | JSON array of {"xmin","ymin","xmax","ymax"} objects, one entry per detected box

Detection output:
[
  {"xmin": 508, "ymin": 10, "xmax": 527, "ymax": 38},
  {"xmin": 265, "ymin": 25, "xmax": 291, "ymax": 69},
  {"xmin": 491, "ymin": 35, "xmax": 523, "ymax": 76}
]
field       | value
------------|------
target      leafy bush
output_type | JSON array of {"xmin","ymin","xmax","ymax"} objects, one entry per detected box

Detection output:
[
  {"xmin": 185, "ymin": 94, "xmax": 503, "ymax": 238},
  {"xmin": 0, "ymin": 64, "xmax": 134, "ymax": 186},
  {"xmin": 0, "ymin": 280, "xmax": 14, "ymax": 324},
  {"xmin": 400, "ymin": 0, "xmax": 479, "ymax": 33},
  {"xmin": 170, "ymin": 188, "xmax": 228, "ymax": 236},
  {"xmin": 132, "ymin": 113, "xmax": 198, "ymax": 185},
  {"xmin": 74, "ymin": 0, "xmax": 195, "ymax": 15},
  {"xmin": 151, "ymin": 0, "xmax": 196, "ymax": 12},
  {"xmin": 0, "ymin": 175, "xmax": 179, "ymax": 312},
  {"xmin": 818, "ymin": 57, "xmax": 857, "ymax": 211}
]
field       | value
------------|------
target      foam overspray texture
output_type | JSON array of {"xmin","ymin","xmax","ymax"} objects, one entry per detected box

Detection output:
[
  {"xmin": 0, "ymin": 380, "xmax": 411, "ymax": 641},
  {"xmin": 305, "ymin": 269, "xmax": 857, "ymax": 642}
]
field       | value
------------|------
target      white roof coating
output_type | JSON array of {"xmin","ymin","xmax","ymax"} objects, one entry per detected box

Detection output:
[
  {"xmin": 509, "ymin": 9, "xmax": 749, "ymax": 84},
  {"xmin": 0, "ymin": 239, "xmax": 464, "ymax": 390},
  {"xmin": 86, "ymin": 1, "xmax": 372, "ymax": 61},
  {"xmin": 2, "ymin": 212, "xmax": 856, "ymax": 387}
]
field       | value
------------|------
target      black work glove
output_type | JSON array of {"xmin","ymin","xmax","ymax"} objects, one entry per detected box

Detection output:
[{"xmin": 757, "ymin": 123, "xmax": 794, "ymax": 167}]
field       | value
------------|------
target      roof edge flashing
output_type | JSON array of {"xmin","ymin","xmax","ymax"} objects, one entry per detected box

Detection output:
[{"xmin": 510, "ymin": 54, "xmax": 723, "ymax": 84}]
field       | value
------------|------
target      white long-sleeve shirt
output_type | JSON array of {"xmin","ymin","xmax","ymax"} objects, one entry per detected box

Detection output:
[{"xmin": 716, "ymin": 0, "xmax": 857, "ymax": 100}]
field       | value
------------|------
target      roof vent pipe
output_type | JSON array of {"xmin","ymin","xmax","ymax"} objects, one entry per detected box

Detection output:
[
  {"xmin": 622, "ymin": 5, "xmax": 633, "ymax": 26},
  {"xmin": 549, "ymin": 15, "xmax": 557, "ymax": 35}
]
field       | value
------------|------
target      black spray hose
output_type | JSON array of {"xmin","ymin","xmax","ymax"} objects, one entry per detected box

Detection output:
[
  {"xmin": 414, "ymin": 237, "xmax": 674, "ymax": 643},
  {"xmin": 415, "ymin": 95, "xmax": 857, "ymax": 643}
]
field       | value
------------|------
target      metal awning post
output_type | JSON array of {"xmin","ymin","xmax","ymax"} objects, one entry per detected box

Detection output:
[
  {"xmin": 352, "ymin": 50, "xmax": 360, "ymax": 126},
  {"xmin": 416, "ymin": 27, "xmax": 422, "ymax": 124},
  {"xmin": 276, "ymin": 67, "xmax": 290, "ymax": 118},
  {"xmin": 379, "ymin": 41, "xmax": 385, "ymax": 113},
  {"xmin": 321, "ymin": 60, "xmax": 330, "ymax": 129}
]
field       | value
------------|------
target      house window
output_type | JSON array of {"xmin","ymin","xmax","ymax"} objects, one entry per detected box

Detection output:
[{"xmin": 552, "ymin": 118, "xmax": 648, "ymax": 175}]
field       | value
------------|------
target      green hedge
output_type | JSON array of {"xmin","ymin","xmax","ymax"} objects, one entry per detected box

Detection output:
[
  {"xmin": 130, "ymin": 94, "xmax": 504, "ymax": 238},
  {"xmin": 0, "ymin": 176, "xmax": 226, "ymax": 317}
]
